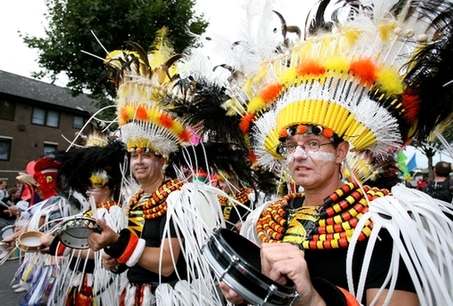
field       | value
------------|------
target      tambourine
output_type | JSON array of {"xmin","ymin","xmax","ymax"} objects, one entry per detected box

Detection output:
[
  {"xmin": 0, "ymin": 241, "xmax": 9, "ymax": 260},
  {"xmin": 17, "ymin": 231, "xmax": 45, "ymax": 252},
  {"xmin": 1, "ymin": 225, "xmax": 15, "ymax": 241},
  {"xmin": 203, "ymin": 228, "xmax": 299, "ymax": 306},
  {"xmin": 57, "ymin": 217, "xmax": 101, "ymax": 249}
]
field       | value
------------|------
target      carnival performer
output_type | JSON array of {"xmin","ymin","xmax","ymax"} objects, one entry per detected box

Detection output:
[
  {"xmin": 43, "ymin": 136, "xmax": 126, "ymax": 306},
  {"xmin": 7, "ymin": 156, "xmax": 72, "ymax": 304},
  {"xmin": 214, "ymin": 1, "xmax": 453, "ymax": 305},
  {"xmin": 87, "ymin": 29, "xmax": 227, "ymax": 306}
]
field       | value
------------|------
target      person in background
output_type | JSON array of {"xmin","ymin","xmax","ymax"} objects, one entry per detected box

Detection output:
[{"xmin": 424, "ymin": 161, "xmax": 452, "ymax": 203}]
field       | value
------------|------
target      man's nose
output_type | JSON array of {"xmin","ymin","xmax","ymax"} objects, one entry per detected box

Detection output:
[
  {"xmin": 135, "ymin": 151, "xmax": 144, "ymax": 162},
  {"xmin": 293, "ymin": 146, "xmax": 308, "ymax": 160}
]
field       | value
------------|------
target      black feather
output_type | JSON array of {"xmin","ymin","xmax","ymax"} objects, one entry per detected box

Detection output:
[
  {"xmin": 171, "ymin": 77, "xmax": 245, "ymax": 146},
  {"xmin": 55, "ymin": 141, "xmax": 126, "ymax": 197},
  {"xmin": 403, "ymin": 4, "xmax": 453, "ymax": 140}
]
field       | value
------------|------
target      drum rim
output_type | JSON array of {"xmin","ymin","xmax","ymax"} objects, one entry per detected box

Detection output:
[
  {"xmin": 204, "ymin": 229, "xmax": 298, "ymax": 305},
  {"xmin": 214, "ymin": 229, "xmax": 295, "ymax": 293},
  {"xmin": 204, "ymin": 240, "xmax": 298, "ymax": 305},
  {"xmin": 17, "ymin": 230, "xmax": 44, "ymax": 252},
  {"xmin": 58, "ymin": 217, "xmax": 99, "ymax": 249}
]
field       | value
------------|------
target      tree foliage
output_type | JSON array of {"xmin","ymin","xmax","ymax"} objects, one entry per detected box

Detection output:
[
  {"xmin": 413, "ymin": 123, "xmax": 453, "ymax": 179},
  {"xmin": 23, "ymin": 0, "xmax": 207, "ymax": 110}
]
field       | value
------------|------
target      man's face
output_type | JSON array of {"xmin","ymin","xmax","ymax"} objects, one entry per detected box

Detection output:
[
  {"xmin": 130, "ymin": 150, "xmax": 165, "ymax": 183},
  {"xmin": 285, "ymin": 134, "xmax": 344, "ymax": 189},
  {"xmin": 87, "ymin": 186, "xmax": 111, "ymax": 206}
]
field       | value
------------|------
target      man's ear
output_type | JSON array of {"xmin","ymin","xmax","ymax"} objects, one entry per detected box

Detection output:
[{"xmin": 336, "ymin": 141, "xmax": 350, "ymax": 164}]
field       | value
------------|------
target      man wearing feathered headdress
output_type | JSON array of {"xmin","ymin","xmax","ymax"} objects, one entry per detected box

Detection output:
[
  {"xmin": 87, "ymin": 29, "xmax": 227, "ymax": 305},
  {"xmin": 215, "ymin": 1, "xmax": 453, "ymax": 305}
]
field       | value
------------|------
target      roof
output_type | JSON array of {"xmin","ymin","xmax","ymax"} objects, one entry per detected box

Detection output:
[{"xmin": 0, "ymin": 70, "xmax": 97, "ymax": 113}]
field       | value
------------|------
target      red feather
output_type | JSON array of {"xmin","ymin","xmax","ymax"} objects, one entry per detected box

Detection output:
[
  {"xmin": 179, "ymin": 129, "xmax": 192, "ymax": 142},
  {"xmin": 349, "ymin": 59, "xmax": 377, "ymax": 86},
  {"xmin": 136, "ymin": 105, "xmax": 148, "ymax": 121},
  {"xmin": 159, "ymin": 113, "xmax": 173, "ymax": 128},
  {"xmin": 240, "ymin": 113, "xmax": 254, "ymax": 134},
  {"xmin": 296, "ymin": 60, "xmax": 325, "ymax": 76},
  {"xmin": 260, "ymin": 83, "xmax": 283, "ymax": 103},
  {"xmin": 402, "ymin": 90, "xmax": 420, "ymax": 123},
  {"xmin": 248, "ymin": 150, "xmax": 257, "ymax": 164}
]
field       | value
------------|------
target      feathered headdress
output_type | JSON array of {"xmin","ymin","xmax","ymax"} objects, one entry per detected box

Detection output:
[
  {"xmin": 222, "ymin": 0, "xmax": 453, "ymax": 171},
  {"xmin": 56, "ymin": 138, "xmax": 126, "ymax": 195},
  {"xmin": 105, "ymin": 28, "xmax": 192, "ymax": 157}
]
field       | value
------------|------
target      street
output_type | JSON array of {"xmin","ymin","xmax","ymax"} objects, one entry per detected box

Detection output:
[
  {"xmin": 0, "ymin": 259, "xmax": 23, "ymax": 305},
  {"xmin": 0, "ymin": 217, "xmax": 23, "ymax": 305}
]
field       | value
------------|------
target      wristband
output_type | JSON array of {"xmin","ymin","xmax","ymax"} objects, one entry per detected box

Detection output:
[
  {"xmin": 117, "ymin": 233, "xmax": 139, "ymax": 264},
  {"xmin": 125, "ymin": 238, "xmax": 145, "ymax": 267},
  {"xmin": 105, "ymin": 229, "xmax": 131, "ymax": 258}
]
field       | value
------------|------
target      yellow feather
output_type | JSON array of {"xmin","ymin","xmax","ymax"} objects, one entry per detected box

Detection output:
[
  {"xmin": 376, "ymin": 67, "xmax": 403, "ymax": 95},
  {"xmin": 247, "ymin": 96, "xmax": 266, "ymax": 113},
  {"xmin": 378, "ymin": 22, "xmax": 397, "ymax": 42},
  {"xmin": 342, "ymin": 27, "xmax": 361, "ymax": 46},
  {"xmin": 278, "ymin": 68, "xmax": 297, "ymax": 86},
  {"xmin": 324, "ymin": 56, "xmax": 349, "ymax": 73}
]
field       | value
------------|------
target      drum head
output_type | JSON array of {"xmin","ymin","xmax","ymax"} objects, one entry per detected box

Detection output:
[
  {"xmin": 204, "ymin": 228, "xmax": 297, "ymax": 306},
  {"xmin": 0, "ymin": 242, "xmax": 9, "ymax": 260},
  {"xmin": 58, "ymin": 217, "xmax": 100, "ymax": 249},
  {"xmin": 18, "ymin": 231, "xmax": 44, "ymax": 252},
  {"xmin": 1, "ymin": 225, "xmax": 15, "ymax": 241}
]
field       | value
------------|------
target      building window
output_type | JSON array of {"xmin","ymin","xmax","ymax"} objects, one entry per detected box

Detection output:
[
  {"xmin": 43, "ymin": 142, "xmax": 58, "ymax": 155},
  {"xmin": 73, "ymin": 115, "xmax": 85, "ymax": 129},
  {"xmin": 32, "ymin": 108, "xmax": 46, "ymax": 125},
  {"xmin": 32, "ymin": 108, "xmax": 60, "ymax": 127},
  {"xmin": 46, "ymin": 110, "xmax": 60, "ymax": 127},
  {"xmin": 0, "ymin": 138, "xmax": 12, "ymax": 161},
  {"xmin": 0, "ymin": 100, "xmax": 15, "ymax": 121}
]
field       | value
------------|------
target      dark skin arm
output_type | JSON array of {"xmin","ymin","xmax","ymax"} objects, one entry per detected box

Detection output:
[{"xmin": 88, "ymin": 219, "xmax": 181, "ymax": 276}]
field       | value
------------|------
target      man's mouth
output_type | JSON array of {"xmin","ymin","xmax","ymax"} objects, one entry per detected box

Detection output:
[{"xmin": 294, "ymin": 165, "xmax": 312, "ymax": 172}]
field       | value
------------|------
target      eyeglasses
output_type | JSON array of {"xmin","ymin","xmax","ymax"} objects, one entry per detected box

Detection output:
[
  {"xmin": 282, "ymin": 139, "xmax": 333, "ymax": 155},
  {"xmin": 129, "ymin": 148, "xmax": 162, "ymax": 159}
]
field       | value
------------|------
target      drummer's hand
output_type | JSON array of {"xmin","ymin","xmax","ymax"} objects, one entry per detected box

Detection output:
[
  {"xmin": 39, "ymin": 233, "xmax": 54, "ymax": 252},
  {"xmin": 102, "ymin": 253, "xmax": 118, "ymax": 271},
  {"xmin": 88, "ymin": 219, "xmax": 119, "ymax": 251},
  {"xmin": 4, "ymin": 206, "xmax": 19, "ymax": 217},
  {"xmin": 261, "ymin": 243, "xmax": 325, "ymax": 306},
  {"xmin": 3, "ymin": 228, "xmax": 23, "ymax": 245},
  {"xmin": 219, "ymin": 282, "xmax": 245, "ymax": 304}
]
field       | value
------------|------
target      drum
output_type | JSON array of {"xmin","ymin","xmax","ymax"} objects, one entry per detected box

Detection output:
[
  {"xmin": 1, "ymin": 225, "xmax": 15, "ymax": 241},
  {"xmin": 17, "ymin": 231, "xmax": 44, "ymax": 252},
  {"xmin": 203, "ymin": 228, "xmax": 299, "ymax": 306},
  {"xmin": 57, "ymin": 217, "xmax": 100, "ymax": 249}
]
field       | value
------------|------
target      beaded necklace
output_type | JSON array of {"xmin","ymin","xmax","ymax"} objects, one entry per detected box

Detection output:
[
  {"xmin": 219, "ymin": 188, "xmax": 253, "ymax": 221},
  {"xmin": 218, "ymin": 187, "xmax": 253, "ymax": 206},
  {"xmin": 99, "ymin": 199, "xmax": 116, "ymax": 210},
  {"xmin": 256, "ymin": 182, "xmax": 389, "ymax": 250},
  {"xmin": 129, "ymin": 179, "xmax": 184, "ymax": 220}
]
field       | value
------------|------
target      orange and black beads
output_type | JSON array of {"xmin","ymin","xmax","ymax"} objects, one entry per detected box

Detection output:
[
  {"xmin": 257, "ymin": 195, "xmax": 293, "ymax": 243},
  {"xmin": 256, "ymin": 182, "xmax": 390, "ymax": 250},
  {"xmin": 100, "ymin": 199, "xmax": 116, "ymax": 210},
  {"xmin": 129, "ymin": 179, "xmax": 184, "ymax": 220},
  {"xmin": 218, "ymin": 188, "xmax": 253, "ymax": 207}
]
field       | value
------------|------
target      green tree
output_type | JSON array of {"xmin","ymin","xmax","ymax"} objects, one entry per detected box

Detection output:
[
  {"xmin": 414, "ymin": 124, "xmax": 453, "ymax": 180},
  {"xmin": 23, "ymin": 0, "xmax": 207, "ymax": 117}
]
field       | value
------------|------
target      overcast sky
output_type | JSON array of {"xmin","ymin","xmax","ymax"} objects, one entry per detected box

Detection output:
[{"xmin": 0, "ymin": 0, "xmax": 451, "ymax": 168}]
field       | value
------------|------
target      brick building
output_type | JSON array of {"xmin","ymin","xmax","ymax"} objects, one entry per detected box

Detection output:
[{"xmin": 0, "ymin": 70, "xmax": 97, "ymax": 183}]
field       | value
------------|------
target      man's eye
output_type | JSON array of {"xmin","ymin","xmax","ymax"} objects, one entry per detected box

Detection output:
[{"xmin": 308, "ymin": 140, "xmax": 319, "ymax": 147}]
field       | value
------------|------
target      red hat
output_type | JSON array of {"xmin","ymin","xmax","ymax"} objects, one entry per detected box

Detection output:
[{"xmin": 33, "ymin": 157, "xmax": 61, "ymax": 199}]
